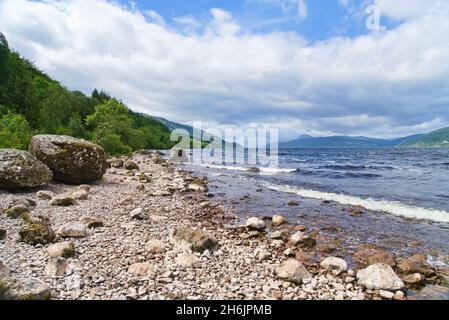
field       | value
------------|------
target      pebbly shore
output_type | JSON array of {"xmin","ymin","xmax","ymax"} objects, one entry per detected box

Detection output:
[{"xmin": 0, "ymin": 151, "xmax": 446, "ymax": 300}]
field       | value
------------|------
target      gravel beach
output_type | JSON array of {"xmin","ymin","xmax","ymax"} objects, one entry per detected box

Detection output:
[{"xmin": 0, "ymin": 151, "xmax": 442, "ymax": 300}]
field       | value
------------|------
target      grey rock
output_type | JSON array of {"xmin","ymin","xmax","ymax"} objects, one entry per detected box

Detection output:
[
  {"xmin": 28, "ymin": 135, "xmax": 107, "ymax": 184},
  {"xmin": 0, "ymin": 149, "xmax": 53, "ymax": 189}
]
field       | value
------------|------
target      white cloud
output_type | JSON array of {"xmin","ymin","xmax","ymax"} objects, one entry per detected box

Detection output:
[
  {"xmin": 144, "ymin": 10, "xmax": 166, "ymax": 26},
  {"xmin": 251, "ymin": 0, "xmax": 308, "ymax": 20},
  {"xmin": 0, "ymin": 0, "xmax": 449, "ymax": 140},
  {"xmin": 173, "ymin": 15, "xmax": 201, "ymax": 32},
  {"xmin": 375, "ymin": 0, "xmax": 436, "ymax": 20}
]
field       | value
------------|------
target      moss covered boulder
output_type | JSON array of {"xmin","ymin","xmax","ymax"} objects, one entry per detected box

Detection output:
[
  {"xmin": 0, "ymin": 149, "xmax": 53, "ymax": 189},
  {"xmin": 19, "ymin": 224, "xmax": 56, "ymax": 246},
  {"xmin": 28, "ymin": 135, "xmax": 107, "ymax": 184}
]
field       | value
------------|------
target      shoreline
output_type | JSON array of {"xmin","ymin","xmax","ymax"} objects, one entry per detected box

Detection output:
[{"xmin": 1, "ymin": 151, "xmax": 448, "ymax": 300}]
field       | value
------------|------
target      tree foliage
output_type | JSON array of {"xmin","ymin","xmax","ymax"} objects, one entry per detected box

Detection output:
[
  {"xmin": 0, "ymin": 110, "xmax": 32, "ymax": 149},
  {"xmin": 0, "ymin": 32, "xmax": 173, "ymax": 155}
]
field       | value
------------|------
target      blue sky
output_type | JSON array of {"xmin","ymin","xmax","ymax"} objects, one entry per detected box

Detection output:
[
  {"xmin": 125, "ymin": 0, "xmax": 383, "ymax": 40},
  {"xmin": 1, "ymin": 0, "xmax": 448, "ymax": 140}
]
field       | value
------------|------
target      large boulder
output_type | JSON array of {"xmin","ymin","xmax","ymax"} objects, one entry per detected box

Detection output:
[
  {"xmin": 357, "ymin": 263, "xmax": 405, "ymax": 291},
  {"xmin": 28, "ymin": 135, "xmax": 107, "ymax": 184},
  {"xmin": 0, "ymin": 149, "xmax": 53, "ymax": 189}
]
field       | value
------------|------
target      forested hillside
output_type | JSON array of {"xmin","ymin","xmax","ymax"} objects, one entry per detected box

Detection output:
[
  {"xmin": 398, "ymin": 127, "xmax": 449, "ymax": 148},
  {"xmin": 0, "ymin": 32, "xmax": 173, "ymax": 155}
]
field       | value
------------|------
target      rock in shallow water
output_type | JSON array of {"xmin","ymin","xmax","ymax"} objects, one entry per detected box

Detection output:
[
  {"xmin": 246, "ymin": 217, "xmax": 266, "ymax": 231},
  {"xmin": 397, "ymin": 254, "xmax": 436, "ymax": 278},
  {"xmin": 0, "ymin": 149, "xmax": 53, "ymax": 190},
  {"xmin": 271, "ymin": 214, "xmax": 288, "ymax": 227},
  {"xmin": 28, "ymin": 134, "xmax": 107, "ymax": 184},
  {"xmin": 353, "ymin": 248, "xmax": 396, "ymax": 268}
]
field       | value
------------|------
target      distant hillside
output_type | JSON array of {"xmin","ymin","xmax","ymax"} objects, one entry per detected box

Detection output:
[
  {"xmin": 280, "ymin": 134, "xmax": 425, "ymax": 149},
  {"xmin": 399, "ymin": 127, "xmax": 449, "ymax": 148},
  {"xmin": 150, "ymin": 116, "xmax": 237, "ymax": 148}
]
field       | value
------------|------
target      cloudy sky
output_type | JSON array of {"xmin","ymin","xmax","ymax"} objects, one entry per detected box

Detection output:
[{"xmin": 0, "ymin": 0, "xmax": 448, "ymax": 141}]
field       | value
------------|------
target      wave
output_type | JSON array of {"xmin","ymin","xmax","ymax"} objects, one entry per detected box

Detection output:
[
  {"xmin": 263, "ymin": 183, "xmax": 449, "ymax": 223},
  {"xmin": 321, "ymin": 164, "xmax": 395, "ymax": 171},
  {"xmin": 197, "ymin": 163, "xmax": 299, "ymax": 175}
]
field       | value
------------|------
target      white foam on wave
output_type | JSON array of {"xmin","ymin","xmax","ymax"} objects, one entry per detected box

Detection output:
[
  {"xmin": 197, "ymin": 163, "xmax": 298, "ymax": 175},
  {"xmin": 264, "ymin": 183, "xmax": 449, "ymax": 223}
]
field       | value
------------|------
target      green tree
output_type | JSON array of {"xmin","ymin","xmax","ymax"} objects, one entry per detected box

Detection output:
[
  {"xmin": 86, "ymin": 99, "xmax": 132, "ymax": 154},
  {"xmin": 0, "ymin": 111, "xmax": 32, "ymax": 149},
  {"xmin": 0, "ymin": 32, "xmax": 9, "ymax": 86},
  {"xmin": 98, "ymin": 133, "xmax": 132, "ymax": 156}
]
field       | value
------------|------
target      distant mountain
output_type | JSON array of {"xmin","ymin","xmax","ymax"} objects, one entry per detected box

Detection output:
[
  {"xmin": 150, "ymin": 116, "xmax": 236, "ymax": 148},
  {"xmin": 280, "ymin": 133, "xmax": 426, "ymax": 149},
  {"xmin": 398, "ymin": 127, "xmax": 449, "ymax": 148}
]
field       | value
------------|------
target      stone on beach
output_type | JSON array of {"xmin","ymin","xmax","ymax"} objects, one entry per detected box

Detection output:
[
  {"xmin": 19, "ymin": 224, "xmax": 56, "ymax": 245},
  {"xmin": 22, "ymin": 212, "xmax": 51, "ymax": 226},
  {"xmin": 50, "ymin": 196, "xmax": 76, "ymax": 207},
  {"xmin": 28, "ymin": 134, "xmax": 107, "ymax": 184},
  {"xmin": 275, "ymin": 259, "xmax": 311, "ymax": 284},
  {"xmin": 320, "ymin": 257, "xmax": 348, "ymax": 273},
  {"xmin": 289, "ymin": 231, "xmax": 317, "ymax": 249},
  {"xmin": 37, "ymin": 190, "xmax": 54, "ymax": 200},
  {"xmin": 175, "ymin": 253, "xmax": 200, "ymax": 267},
  {"xmin": 271, "ymin": 214, "xmax": 288, "ymax": 227},
  {"xmin": 288, "ymin": 200, "xmax": 300, "ymax": 206},
  {"xmin": 0, "ymin": 149, "xmax": 53, "ymax": 189},
  {"xmin": 47, "ymin": 241, "xmax": 75, "ymax": 258},
  {"xmin": 0, "ymin": 277, "xmax": 51, "ymax": 300},
  {"xmin": 45, "ymin": 258, "xmax": 69, "ymax": 276},
  {"xmin": 246, "ymin": 217, "xmax": 266, "ymax": 231},
  {"xmin": 356, "ymin": 263, "xmax": 405, "ymax": 291},
  {"xmin": 80, "ymin": 216, "xmax": 104, "ymax": 229},
  {"xmin": 188, "ymin": 178, "xmax": 209, "ymax": 193},
  {"xmin": 0, "ymin": 261, "xmax": 9, "ymax": 279},
  {"xmin": 5, "ymin": 204, "xmax": 29, "ymax": 219},
  {"xmin": 128, "ymin": 262, "xmax": 154, "ymax": 276},
  {"xmin": 130, "ymin": 207, "xmax": 144, "ymax": 220},
  {"xmin": 0, "ymin": 228, "xmax": 6, "ymax": 240},
  {"xmin": 124, "ymin": 160, "xmax": 139, "ymax": 170},
  {"xmin": 171, "ymin": 227, "xmax": 218, "ymax": 253},
  {"xmin": 57, "ymin": 223, "xmax": 87, "ymax": 238},
  {"xmin": 145, "ymin": 239, "xmax": 167, "ymax": 254},
  {"xmin": 71, "ymin": 189, "xmax": 89, "ymax": 200}
]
